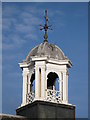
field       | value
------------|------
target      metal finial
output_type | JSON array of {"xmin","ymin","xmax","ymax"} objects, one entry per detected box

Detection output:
[{"xmin": 40, "ymin": 10, "xmax": 52, "ymax": 43}]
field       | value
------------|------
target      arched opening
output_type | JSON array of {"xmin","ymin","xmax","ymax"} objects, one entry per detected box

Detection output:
[
  {"xmin": 46, "ymin": 72, "xmax": 62, "ymax": 102},
  {"xmin": 30, "ymin": 73, "xmax": 35, "ymax": 94},
  {"xmin": 47, "ymin": 72, "xmax": 59, "ymax": 91}
]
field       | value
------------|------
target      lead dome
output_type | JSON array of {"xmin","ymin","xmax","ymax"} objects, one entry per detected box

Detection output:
[{"xmin": 26, "ymin": 42, "xmax": 68, "ymax": 62}]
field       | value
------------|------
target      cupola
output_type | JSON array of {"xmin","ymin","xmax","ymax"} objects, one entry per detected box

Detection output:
[{"xmin": 19, "ymin": 10, "xmax": 72, "ymax": 107}]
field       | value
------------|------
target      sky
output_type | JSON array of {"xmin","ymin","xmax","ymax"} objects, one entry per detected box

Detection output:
[
  {"xmin": 0, "ymin": 1, "xmax": 2, "ymax": 114},
  {"xmin": 2, "ymin": 2, "xmax": 88, "ymax": 118}
]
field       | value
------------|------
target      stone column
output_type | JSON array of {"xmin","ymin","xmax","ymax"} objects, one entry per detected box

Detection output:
[
  {"xmin": 22, "ymin": 72, "xmax": 27, "ymax": 106},
  {"xmin": 45, "ymin": 74, "xmax": 48, "ymax": 99},
  {"xmin": 35, "ymin": 65, "xmax": 39, "ymax": 99},
  {"xmin": 41, "ymin": 66, "xmax": 46, "ymax": 99},
  {"xmin": 66, "ymin": 69, "xmax": 69, "ymax": 103},
  {"xmin": 59, "ymin": 72, "xmax": 63, "ymax": 100},
  {"xmin": 63, "ymin": 71, "xmax": 68, "ymax": 103}
]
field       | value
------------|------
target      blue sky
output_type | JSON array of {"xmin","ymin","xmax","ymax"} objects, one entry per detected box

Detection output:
[{"xmin": 2, "ymin": 2, "xmax": 88, "ymax": 118}]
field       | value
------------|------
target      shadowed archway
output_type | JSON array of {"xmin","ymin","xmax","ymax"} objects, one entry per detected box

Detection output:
[{"xmin": 47, "ymin": 72, "xmax": 59, "ymax": 91}]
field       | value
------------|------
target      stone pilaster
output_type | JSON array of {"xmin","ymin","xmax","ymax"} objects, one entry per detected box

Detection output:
[
  {"xmin": 35, "ymin": 65, "xmax": 39, "ymax": 99},
  {"xmin": 63, "ymin": 71, "xmax": 68, "ymax": 103},
  {"xmin": 41, "ymin": 66, "xmax": 46, "ymax": 99}
]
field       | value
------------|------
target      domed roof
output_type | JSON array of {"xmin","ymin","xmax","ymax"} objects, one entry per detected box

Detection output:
[{"xmin": 26, "ymin": 42, "xmax": 67, "ymax": 62}]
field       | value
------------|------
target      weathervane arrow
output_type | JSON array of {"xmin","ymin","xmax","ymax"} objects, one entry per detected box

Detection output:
[{"xmin": 40, "ymin": 10, "xmax": 52, "ymax": 43}]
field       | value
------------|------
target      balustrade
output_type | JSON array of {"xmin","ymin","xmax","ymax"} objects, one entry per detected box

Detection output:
[
  {"xmin": 26, "ymin": 92, "xmax": 35, "ymax": 103},
  {"xmin": 26, "ymin": 89, "xmax": 62, "ymax": 104},
  {"xmin": 46, "ymin": 89, "xmax": 62, "ymax": 103}
]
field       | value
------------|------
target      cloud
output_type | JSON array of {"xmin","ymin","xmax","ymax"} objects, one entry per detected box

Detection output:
[
  {"xmin": 3, "ymin": 18, "xmax": 17, "ymax": 31},
  {"xmin": 24, "ymin": 33, "xmax": 38, "ymax": 40},
  {"xmin": 2, "ymin": 36, "xmax": 26, "ymax": 51},
  {"xmin": 2, "ymin": 52, "xmax": 25, "ymax": 63},
  {"xmin": 2, "ymin": 4, "xmax": 21, "ymax": 17},
  {"xmin": 2, "ymin": 4, "xmax": 43, "ymax": 51},
  {"xmin": 48, "ymin": 9, "xmax": 65, "ymax": 17}
]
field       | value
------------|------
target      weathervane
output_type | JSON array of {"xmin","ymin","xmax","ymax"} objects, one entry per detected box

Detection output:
[{"xmin": 40, "ymin": 10, "xmax": 52, "ymax": 43}]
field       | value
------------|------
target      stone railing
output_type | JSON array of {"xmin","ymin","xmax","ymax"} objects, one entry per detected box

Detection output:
[
  {"xmin": 26, "ymin": 89, "xmax": 62, "ymax": 104},
  {"xmin": 26, "ymin": 92, "xmax": 35, "ymax": 104},
  {"xmin": 45, "ymin": 89, "xmax": 62, "ymax": 103}
]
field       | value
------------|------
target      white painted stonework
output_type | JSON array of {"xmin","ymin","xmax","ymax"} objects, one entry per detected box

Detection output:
[{"xmin": 19, "ymin": 56, "xmax": 72, "ymax": 107}]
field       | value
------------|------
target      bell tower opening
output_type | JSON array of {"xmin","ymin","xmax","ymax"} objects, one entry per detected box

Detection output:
[
  {"xmin": 47, "ymin": 72, "xmax": 59, "ymax": 91},
  {"xmin": 46, "ymin": 72, "xmax": 61, "ymax": 102}
]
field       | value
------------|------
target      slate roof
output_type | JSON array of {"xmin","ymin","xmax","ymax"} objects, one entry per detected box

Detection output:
[
  {"xmin": 0, "ymin": 114, "xmax": 29, "ymax": 120},
  {"xmin": 26, "ymin": 42, "xmax": 67, "ymax": 62}
]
